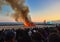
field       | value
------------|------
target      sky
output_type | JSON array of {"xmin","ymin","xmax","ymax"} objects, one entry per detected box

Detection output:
[{"xmin": 0, "ymin": 0, "xmax": 60, "ymax": 22}]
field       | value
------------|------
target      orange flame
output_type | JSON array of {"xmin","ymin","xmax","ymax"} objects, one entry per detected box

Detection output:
[{"xmin": 24, "ymin": 20, "xmax": 36, "ymax": 27}]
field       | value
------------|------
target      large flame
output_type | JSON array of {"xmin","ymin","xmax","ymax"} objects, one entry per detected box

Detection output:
[
  {"xmin": 24, "ymin": 21, "xmax": 36, "ymax": 27},
  {"xmin": 0, "ymin": 0, "xmax": 36, "ymax": 27}
]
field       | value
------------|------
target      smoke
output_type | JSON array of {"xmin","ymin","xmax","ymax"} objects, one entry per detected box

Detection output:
[
  {"xmin": 8, "ymin": 0, "xmax": 30, "ymax": 22},
  {"xmin": 0, "ymin": 0, "xmax": 31, "ymax": 22},
  {"xmin": 0, "ymin": 0, "xmax": 8, "ymax": 10},
  {"xmin": 0, "ymin": 0, "xmax": 4, "ymax": 11},
  {"xmin": 0, "ymin": 0, "xmax": 36, "ymax": 26}
]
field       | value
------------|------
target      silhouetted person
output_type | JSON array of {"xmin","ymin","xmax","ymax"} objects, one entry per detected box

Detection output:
[
  {"xmin": 4, "ymin": 30, "xmax": 16, "ymax": 42},
  {"xmin": 48, "ymin": 33, "xmax": 60, "ymax": 42}
]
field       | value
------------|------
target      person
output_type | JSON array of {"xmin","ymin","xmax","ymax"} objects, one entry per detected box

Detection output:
[
  {"xmin": 48, "ymin": 33, "xmax": 60, "ymax": 42},
  {"xmin": 4, "ymin": 30, "xmax": 16, "ymax": 42},
  {"xmin": 0, "ymin": 30, "xmax": 4, "ymax": 42}
]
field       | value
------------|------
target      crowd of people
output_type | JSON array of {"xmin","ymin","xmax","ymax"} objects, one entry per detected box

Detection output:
[{"xmin": 0, "ymin": 26, "xmax": 60, "ymax": 42}]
